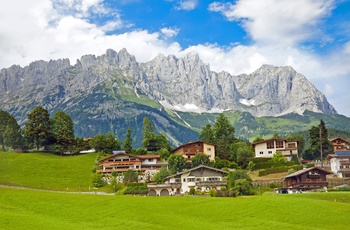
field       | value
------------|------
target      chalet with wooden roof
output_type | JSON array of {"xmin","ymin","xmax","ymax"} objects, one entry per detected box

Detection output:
[
  {"xmin": 326, "ymin": 150, "xmax": 350, "ymax": 178},
  {"xmin": 329, "ymin": 137, "xmax": 350, "ymax": 152},
  {"xmin": 252, "ymin": 138, "xmax": 298, "ymax": 161},
  {"xmin": 97, "ymin": 151, "xmax": 167, "ymax": 174},
  {"xmin": 171, "ymin": 141, "xmax": 216, "ymax": 162},
  {"xmin": 283, "ymin": 167, "xmax": 332, "ymax": 191}
]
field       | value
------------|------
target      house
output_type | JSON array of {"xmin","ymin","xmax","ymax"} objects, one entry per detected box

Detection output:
[
  {"xmin": 171, "ymin": 141, "xmax": 216, "ymax": 162},
  {"xmin": 282, "ymin": 167, "xmax": 332, "ymax": 192},
  {"xmin": 329, "ymin": 137, "xmax": 350, "ymax": 152},
  {"xmin": 326, "ymin": 150, "xmax": 350, "ymax": 178},
  {"xmin": 252, "ymin": 138, "xmax": 298, "ymax": 161},
  {"xmin": 97, "ymin": 151, "xmax": 167, "ymax": 174},
  {"xmin": 147, "ymin": 165, "xmax": 227, "ymax": 196}
]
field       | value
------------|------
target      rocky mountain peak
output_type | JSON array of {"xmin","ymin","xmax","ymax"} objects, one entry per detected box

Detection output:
[{"xmin": 0, "ymin": 48, "xmax": 337, "ymax": 118}]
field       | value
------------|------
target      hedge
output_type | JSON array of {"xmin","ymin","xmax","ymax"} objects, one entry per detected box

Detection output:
[
  {"xmin": 124, "ymin": 182, "xmax": 148, "ymax": 195},
  {"xmin": 254, "ymin": 161, "xmax": 295, "ymax": 170},
  {"xmin": 258, "ymin": 165, "xmax": 303, "ymax": 176}
]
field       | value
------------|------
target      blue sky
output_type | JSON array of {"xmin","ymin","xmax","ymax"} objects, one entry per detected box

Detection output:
[{"xmin": 1, "ymin": 0, "xmax": 350, "ymax": 116}]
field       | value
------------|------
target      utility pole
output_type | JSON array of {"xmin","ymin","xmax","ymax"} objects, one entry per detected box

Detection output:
[{"xmin": 320, "ymin": 127, "xmax": 323, "ymax": 168}]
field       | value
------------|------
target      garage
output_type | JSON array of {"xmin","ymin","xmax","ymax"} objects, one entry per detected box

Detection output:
[
  {"xmin": 160, "ymin": 189, "xmax": 169, "ymax": 196},
  {"xmin": 148, "ymin": 189, "xmax": 157, "ymax": 196}
]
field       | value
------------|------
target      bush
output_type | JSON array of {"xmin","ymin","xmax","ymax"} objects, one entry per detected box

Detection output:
[
  {"xmin": 209, "ymin": 190, "xmax": 217, "ymax": 197},
  {"xmin": 255, "ymin": 161, "xmax": 295, "ymax": 170},
  {"xmin": 91, "ymin": 174, "xmax": 105, "ymax": 188},
  {"xmin": 258, "ymin": 165, "xmax": 303, "ymax": 176},
  {"xmin": 124, "ymin": 183, "xmax": 148, "ymax": 195},
  {"xmin": 189, "ymin": 188, "xmax": 196, "ymax": 195}
]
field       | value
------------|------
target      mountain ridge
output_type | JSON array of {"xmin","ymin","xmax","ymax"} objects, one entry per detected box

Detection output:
[{"xmin": 0, "ymin": 48, "xmax": 343, "ymax": 146}]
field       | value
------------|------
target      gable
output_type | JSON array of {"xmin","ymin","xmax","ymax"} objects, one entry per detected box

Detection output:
[{"xmin": 188, "ymin": 167, "xmax": 226, "ymax": 177}]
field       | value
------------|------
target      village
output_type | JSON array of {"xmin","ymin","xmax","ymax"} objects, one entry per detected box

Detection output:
[{"xmin": 95, "ymin": 137, "xmax": 350, "ymax": 196}]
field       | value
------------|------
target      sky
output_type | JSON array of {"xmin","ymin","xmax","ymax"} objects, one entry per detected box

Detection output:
[{"xmin": 1, "ymin": 0, "xmax": 350, "ymax": 117}]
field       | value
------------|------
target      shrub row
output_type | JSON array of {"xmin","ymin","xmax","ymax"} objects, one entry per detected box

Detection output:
[
  {"xmin": 255, "ymin": 161, "xmax": 295, "ymax": 170},
  {"xmin": 124, "ymin": 182, "xmax": 148, "ymax": 195},
  {"xmin": 209, "ymin": 189, "xmax": 236, "ymax": 197},
  {"xmin": 258, "ymin": 165, "xmax": 303, "ymax": 177}
]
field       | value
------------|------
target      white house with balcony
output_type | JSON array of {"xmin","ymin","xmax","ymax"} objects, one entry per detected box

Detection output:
[
  {"xmin": 147, "ymin": 165, "xmax": 228, "ymax": 196},
  {"xmin": 252, "ymin": 138, "xmax": 298, "ymax": 161},
  {"xmin": 326, "ymin": 150, "xmax": 350, "ymax": 178}
]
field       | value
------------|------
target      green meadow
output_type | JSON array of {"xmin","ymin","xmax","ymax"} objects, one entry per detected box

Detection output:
[
  {"xmin": 0, "ymin": 151, "xmax": 96, "ymax": 191},
  {"xmin": 0, "ymin": 187, "xmax": 349, "ymax": 230},
  {"xmin": 1, "ymin": 151, "xmax": 350, "ymax": 229}
]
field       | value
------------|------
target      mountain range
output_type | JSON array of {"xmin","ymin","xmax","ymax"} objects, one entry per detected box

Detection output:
[{"xmin": 0, "ymin": 49, "xmax": 347, "ymax": 146}]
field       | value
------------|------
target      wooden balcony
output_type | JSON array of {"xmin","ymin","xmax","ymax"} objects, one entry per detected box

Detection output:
[{"xmin": 101, "ymin": 161, "xmax": 141, "ymax": 166}]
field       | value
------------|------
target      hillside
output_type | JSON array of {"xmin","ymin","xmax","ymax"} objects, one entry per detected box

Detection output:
[{"xmin": 0, "ymin": 151, "xmax": 96, "ymax": 191}]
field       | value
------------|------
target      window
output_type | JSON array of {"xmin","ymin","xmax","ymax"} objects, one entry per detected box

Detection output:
[
  {"xmin": 183, "ymin": 178, "xmax": 186, "ymax": 182},
  {"xmin": 276, "ymin": 141, "xmax": 284, "ymax": 148},
  {"xmin": 207, "ymin": 148, "xmax": 211, "ymax": 151},
  {"xmin": 267, "ymin": 141, "xmax": 274, "ymax": 149},
  {"xmin": 287, "ymin": 143, "xmax": 296, "ymax": 148},
  {"xmin": 268, "ymin": 151, "xmax": 272, "ymax": 154},
  {"xmin": 188, "ymin": 178, "xmax": 195, "ymax": 182},
  {"xmin": 260, "ymin": 151, "xmax": 264, "ymax": 155}
]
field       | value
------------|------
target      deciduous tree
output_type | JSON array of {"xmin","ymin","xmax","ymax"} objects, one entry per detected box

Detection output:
[
  {"xmin": 23, "ymin": 106, "xmax": 51, "ymax": 150},
  {"xmin": 168, "ymin": 154, "xmax": 186, "ymax": 174},
  {"xmin": 191, "ymin": 153, "xmax": 210, "ymax": 168},
  {"xmin": 51, "ymin": 111, "xmax": 75, "ymax": 151}
]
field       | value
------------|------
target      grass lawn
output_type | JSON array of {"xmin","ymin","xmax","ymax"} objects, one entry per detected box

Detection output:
[
  {"xmin": 0, "ymin": 151, "xmax": 96, "ymax": 191},
  {"xmin": 0, "ymin": 187, "xmax": 349, "ymax": 230}
]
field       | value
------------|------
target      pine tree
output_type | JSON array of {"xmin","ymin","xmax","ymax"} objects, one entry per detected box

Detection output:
[
  {"xmin": 0, "ymin": 110, "xmax": 12, "ymax": 150},
  {"xmin": 4, "ymin": 116, "xmax": 24, "ymax": 150},
  {"xmin": 303, "ymin": 120, "xmax": 334, "ymax": 160},
  {"xmin": 212, "ymin": 114, "xmax": 235, "ymax": 159},
  {"xmin": 123, "ymin": 127, "xmax": 133, "ymax": 154}
]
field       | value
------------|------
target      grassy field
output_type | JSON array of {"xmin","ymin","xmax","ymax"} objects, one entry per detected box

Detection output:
[
  {"xmin": 0, "ymin": 151, "xmax": 96, "ymax": 191},
  {"xmin": 0, "ymin": 187, "xmax": 349, "ymax": 230}
]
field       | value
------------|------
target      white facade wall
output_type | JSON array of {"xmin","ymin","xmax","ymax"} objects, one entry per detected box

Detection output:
[{"xmin": 203, "ymin": 143, "xmax": 216, "ymax": 161}]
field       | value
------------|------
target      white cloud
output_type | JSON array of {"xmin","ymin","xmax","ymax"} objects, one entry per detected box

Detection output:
[
  {"xmin": 161, "ymin": 27, "xmax": 180, "ymax": 38},
  {"xmin": 345, "ymin": 42, "xmax": 350, "ymax": 54},
  {"xmin": 175, "ymin": 0, "xmax": 198, "ymax": 11},
  {"xmin": 209, "ymin": 0, "xmax": 334, "ymax": 46}
]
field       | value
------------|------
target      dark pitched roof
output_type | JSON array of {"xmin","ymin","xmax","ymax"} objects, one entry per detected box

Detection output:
[
  {"xmin": 284, "ymin": 167, "xmax": 333, "ymax": 179},
  {"xmin": 335, "ymin": 150, "xmax": 350, "ymax": 156},
  {"xmin": 99, "ymin": 152, "xmax": 139, "ymax": 162},
  {"xmin": 327, "ymin": 151, "xmax": 350, "ymax": 160},
  {"xmin": 166, "ymin": 165, "xmax": 228, "ymax": 179},
  {"xmin": 329, "ymin": 137, "xmax": 350, "ymax": 144}
]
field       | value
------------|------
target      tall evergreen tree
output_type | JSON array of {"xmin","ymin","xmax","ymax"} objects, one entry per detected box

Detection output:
[
  {"xmin": 303, "ymin": 120, "xmax": 333, "ymax": 160},
  {"xmin": 0, "ymin": 110, "xmax": 12, "ymax": 150},
  {"xmin": 142, "ymin": 117, "xmax": 156, "ymax": 150},
  {"xmin": 123, "ymin": 127, "xmax": 133, "ymax": 154},
  {"xmin": 212, "ymin": 114, "xmax": 235, "ymax": 159},
  {"xmin": 4, "ymin": 116, "xmax": 24, "ymax": 150},
  {"xmin": 23, "ymin": 106, "xmax": 51, "ymax": 150},
  {"xmin": 199, "ymin": 124, "xmax": 214, "ymax": 143}
]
